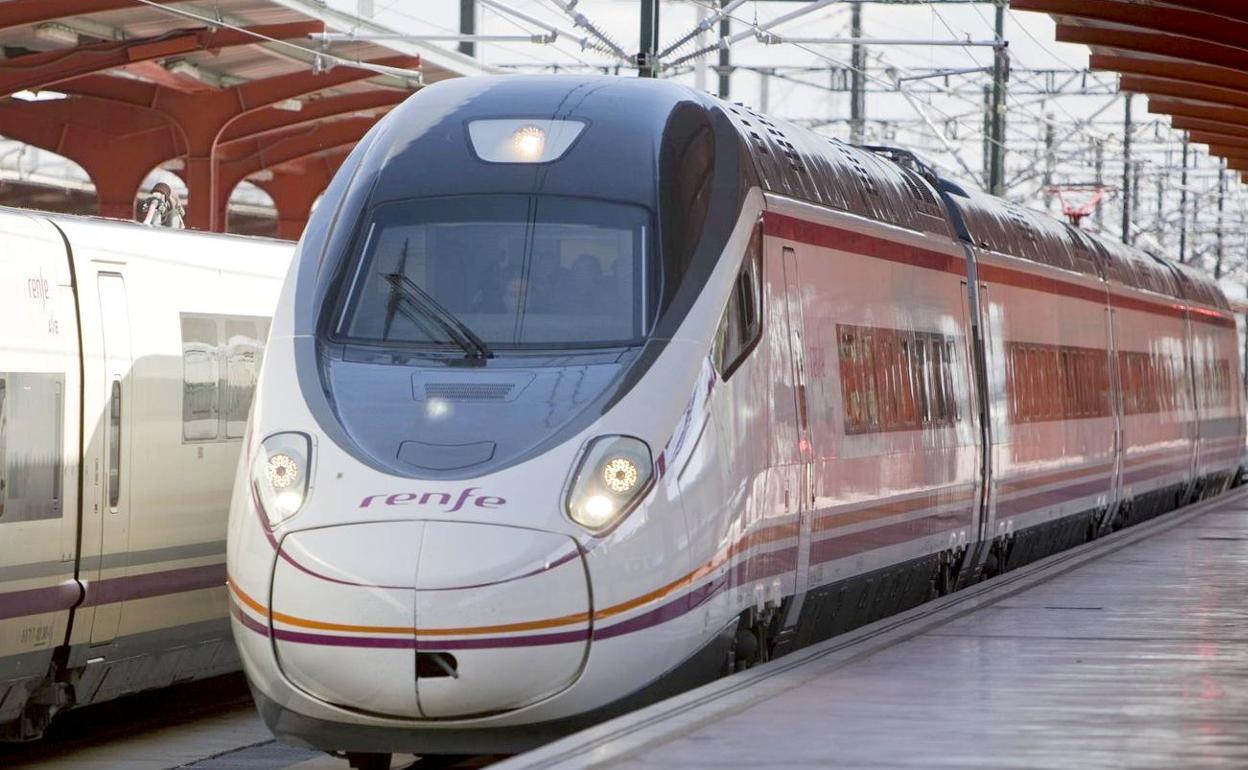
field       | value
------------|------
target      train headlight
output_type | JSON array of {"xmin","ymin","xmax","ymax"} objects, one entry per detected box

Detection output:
[
  {"xmin": 565, "ymin": 436, "xmax": 653, "ymax": 532},
  {"xmin": 252, "ymin": 432, "xmax": 312, "ymax": 528}
]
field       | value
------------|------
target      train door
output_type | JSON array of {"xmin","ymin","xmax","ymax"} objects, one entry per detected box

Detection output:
[
  {"xmin": 1105, "ymin": 307, "xmax": 1126, "ymax": 523},
  {"xmin": 780, "ymin": 246, "xmax": 814, "ymax": 612},
  {"xmin": 88, "ymin": 273, "xmax": 132, "ymax": 646},
  {"xmin": 960, "ymin": 269, "xmax": 997, "ymax": 579}
]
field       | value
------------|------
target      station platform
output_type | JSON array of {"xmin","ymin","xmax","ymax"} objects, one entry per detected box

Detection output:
[{"xmin": 502, "ymin": 487, "xmax": 1248, "ymax": 769}]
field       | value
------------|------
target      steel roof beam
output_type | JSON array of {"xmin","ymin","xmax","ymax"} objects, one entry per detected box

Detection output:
[
  {"xmin": 0, "ymin": 21, "xmax": 323, "ymax": 98},
  {"xmin": 219, "ymin": 89, "xmax": 405, "ymax": 145},
  {"xmin": 1089, "ymin": 54, "xmax": 1248, "ymax": 95},
  {"xmin": 1121, "ymin": 75, "xmax": 1248, "ymax": 112},
  {"xmin": 1172, "ymin": 117, "xmax": 1248, "ymax": 141},
  {"xmin": 1013, "ymin": 0, "xmax": 1248, "ymax": 54},
  {"xmin": 0, "ymin": 0, "xmax": 184, "ymax": 34},
  {"xmin": 219, "ymin": 116, "xmax": 375, "ymax": 182},
  {"xmin": 55, "ymin": 54, "xmax": 416, "ymax": 230},
  {"xmin": 1147, "ymin": 98, "xmax": 1248, "ymax": 131},
  {"xmin": 1054, "ymin": 25, "xmax": 1248, "ymax": 74}
]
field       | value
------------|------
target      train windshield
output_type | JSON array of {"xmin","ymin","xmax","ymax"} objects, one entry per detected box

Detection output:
[{"xmin": 334, "ymin": 195, "xmax": 651, "ymax": 350}]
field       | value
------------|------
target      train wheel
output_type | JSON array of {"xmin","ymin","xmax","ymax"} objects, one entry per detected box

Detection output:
[{"xmin": 347, "ymin": 752, "xmax": 393, "ymax": 770}]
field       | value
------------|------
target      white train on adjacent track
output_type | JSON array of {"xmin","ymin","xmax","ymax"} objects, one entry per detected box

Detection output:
[
  {"xmin": 0, "ymin": 209, "xmax": 290, "ymax": 739},
  {"xmin": 229, "ymin": 76, "xmax": 1247, "ymax": 769}
]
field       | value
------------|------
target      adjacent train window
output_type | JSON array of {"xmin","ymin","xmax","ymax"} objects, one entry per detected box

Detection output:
[
  {"xmin": 0, "ymin": 372, "xmax": 65, "ymax": 522},
  {"xmin": 181, "ymin": 314, "xmax": 269, "ymax": 442},
  {"xmin": 224, "ymin": 319, "xmax": 267, "ymax": 439},
  {"xmin": 182, "ymin": 316, "xmax": 220, "ymax": 441},
  {"xmin": 108, "ymin": 379, "xmax": 121, "ymax": 509},
  {"xmin": 1006, "ymin": 342, "xmax": 1111, "ymax": 423},
  {"xmin": 837, "ymin": 324, "xmax": 960, "ymax": 435},
  {"xmin": 713, "ymin": 224, "xmax": 763, "ymax": 380}
]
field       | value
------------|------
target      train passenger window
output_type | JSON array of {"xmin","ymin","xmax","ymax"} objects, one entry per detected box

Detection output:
[
  {"xmin": 108, "ymin": 380, "xmax": 121, "ymax": 510},
  {"xmin": 181, "ymin": 315, "xmax": 268, "ymax": 442},
  {"xmin": 0, "ymin": 373, "xmax": 65, "ymax": 521},
  {"xmin": 713, "ymin": 225, "xmax": 763, "ymax": 380},
  {"xmin": 182, "ymin": 316, "xmax": 220, "ymax": 441},
  {"xmin": 912, "ymin": 340, "xmax": 930, "ymax": 424},
  {"xmin": 224, "ymin": 319, "xmax": 264, "ymax": 439}
]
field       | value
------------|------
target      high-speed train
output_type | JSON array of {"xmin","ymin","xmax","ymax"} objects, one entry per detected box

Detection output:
[
  {"xmin": 227, "ymin": 75, "xmax": 1245, "ymax": 767},
  {"xmin": 0, "ymin": 209, "xmax": 290, "ymax": 739}
]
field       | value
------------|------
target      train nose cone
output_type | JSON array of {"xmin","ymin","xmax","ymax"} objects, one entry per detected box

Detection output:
[{"xmin": 270, "ymin": 521, "xmax": 590, "ymax": 719}]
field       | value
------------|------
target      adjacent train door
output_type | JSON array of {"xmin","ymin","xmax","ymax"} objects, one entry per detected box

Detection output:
[{"xmin": 88, "ymin": 273, "xmax": 132, "ymax": 646}]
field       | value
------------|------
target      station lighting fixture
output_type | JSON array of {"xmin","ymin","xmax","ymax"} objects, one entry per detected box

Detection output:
[
  {"xmin": 11, "ymin": 90, "xmax": 67, "ymax": 102},
  {"xmin": 566, "ymin": 436, "xmax": 653, "ymax": 531},
  {"xmin": 32, "ymin": 23, "xmax": 80, "ymax": 46}
]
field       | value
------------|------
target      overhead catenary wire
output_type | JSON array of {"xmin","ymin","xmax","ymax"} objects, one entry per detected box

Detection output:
[{"xmin": 541, "ymin": 0, "xmax": 631, "ymax": 61}]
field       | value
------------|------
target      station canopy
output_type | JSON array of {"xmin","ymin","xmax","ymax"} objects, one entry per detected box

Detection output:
[
  {"xmin": 1013, "ymin": 0, "xmax": 1248, "ymax": 184},
  {"xmin": 0, "ymin": 0, "xmax": 494, "ymax": 237}
]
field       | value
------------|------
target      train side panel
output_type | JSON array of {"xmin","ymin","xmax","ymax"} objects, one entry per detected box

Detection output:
[
  {"xmin": 49, "ymin": 219, "xmax": 287, "ymax": 709},
  {"xmin": 0, "ymin": 211, "xmax": 81, "ymax": 735},
  {"xmin": 762, "ymin": 195, "xmax": 979, "ymax": 647},
  {"xmin": 1188, "ymin": 310, "xmax": 1242, "ymax": 493},
  {"xmin": 1107, "ymin": 284, "xmax": 1195, "ymax": 522},
  {"xmin": 974, "ymin": 250, "xmax": 1115, "ymax": 566}
]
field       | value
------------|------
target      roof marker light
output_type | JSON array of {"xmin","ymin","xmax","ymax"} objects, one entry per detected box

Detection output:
[{"xmin": 467, "ymin": 118, "xmax": 586, "ymax": 164}]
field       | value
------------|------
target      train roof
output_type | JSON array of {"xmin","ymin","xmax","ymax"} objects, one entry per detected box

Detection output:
[
  {"xmin": 710, "ymin": 88, "xmax": 1229, "ymax": 313},
  {"xmin": 721, "ymin": 103, "xmax": 952, "ymax": 238}
]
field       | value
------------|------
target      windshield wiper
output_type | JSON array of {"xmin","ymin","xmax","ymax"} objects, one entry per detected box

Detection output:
[{"xmin": 381, "ymin": 272, "xmax": 493, "ymax": 360}]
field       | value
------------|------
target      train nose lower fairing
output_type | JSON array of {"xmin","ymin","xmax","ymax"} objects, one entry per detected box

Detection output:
[{"xmin": 266, "ymin": 520, "xmax": 590, "ymax": 718}]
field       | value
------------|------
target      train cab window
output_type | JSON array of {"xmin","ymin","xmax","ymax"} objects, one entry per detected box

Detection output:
[
  {"xmin": 336, "ymin": 195, "xmax": 652, "ymax": 350},
  {"xmin": 108, "ymin": 380, "xmax": 121, "ymax": 510},
  {"xmin": 713, "ymin": 225, "xmax": 763, "ymax": 380},
  {"xmin": 661, "ymin": 106, "xmax": 715, "ymax": 278}
]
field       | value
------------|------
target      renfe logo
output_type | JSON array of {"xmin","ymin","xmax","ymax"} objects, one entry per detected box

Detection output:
[{"xmin": 359, "ymin": 487, "xmax": 506, "ymax": 513}]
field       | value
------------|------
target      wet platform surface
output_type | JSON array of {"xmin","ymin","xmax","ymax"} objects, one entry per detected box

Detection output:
[
  {"xmin": 1, "ymin": 673, "xmax": 493, "ymax": 769},
  {"xmin": 503, "ymin": 487, "xmax": 1248, "ymax": 769}
]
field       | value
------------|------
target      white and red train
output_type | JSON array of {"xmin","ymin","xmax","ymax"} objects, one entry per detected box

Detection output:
[
  {"xmin": 0, "ymin": 210, "xmax": 290, "ymax": 739},
  {"xmin": 226, "ymin": 76, "xmax": 1246, "ymax": 767}
]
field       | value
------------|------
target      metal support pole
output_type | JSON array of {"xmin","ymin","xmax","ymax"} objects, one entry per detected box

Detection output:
[
  {"xmin": 982, "ymin": 85, "xmax": 992, "ymax": 189},
  {"xmin": 1215, "ymin": 163, "xmax": 1225, "ymax": 278},
  {"xmin": 459, "ymin": 0, "xmax": 476, "ymax": 57},
  {"xmin": 988, "ymin": 0, "xmax": 1008, "ymax": 195},
  {"xmin": 760, "ymin": 68, "xmax": 771, "ymax": 113},
  {"xmin": 1121, "ymin": 93, "xmax": 1132, "ymax": 244},
  {"xmin": 639, "ymin": 0, "xmax": 659, "ymax": 78},
  {"xmin": 1180, "ymin": 134, "xmax": 1189, "ymax": 263},
  {"xmin": 850, "ymin": 2, "xmax": 865, "ymax": 145},
  {"xmin": 718, "ymin": 2, "xmax": 731, "ymax": 98},
  {"xmin": 1094, "ymin": 139, "xmax": 1104, "ymax": 231},
  {"xmin": 694, "ymin": 2, "xmax": 708, "ymax": 92},
  {"xmin": 1042, "ymin": 113, "xmax": 1054, "ymax": 211},
  {"xmin": 1130, "ymin": 159, "xmax": 1139, "ymax": 243}
]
